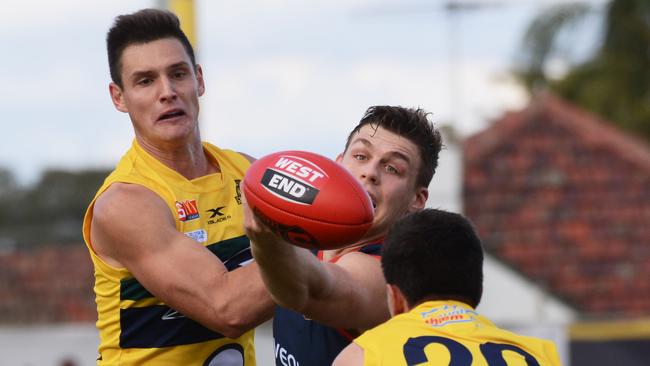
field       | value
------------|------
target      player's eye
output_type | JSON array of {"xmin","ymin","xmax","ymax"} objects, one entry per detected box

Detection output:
[
  {"xmin": 385, "ymin": 164, "xmax": 399, "ymax": 174},
  {"xmin": 353, "ymin": 154, "xmax": 367, "ymax": 161},
  {"xmin": 172, "ymin": 70, "xmax": 188, "ymax": 79},
  {"xmin": 137, "ymin": 78, "xmax": 152, "ymax": 86}
]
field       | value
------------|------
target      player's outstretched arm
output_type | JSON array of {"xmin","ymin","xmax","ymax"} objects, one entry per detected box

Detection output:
[
  {"xmin": 90, "ymin": 183, "xmax": 274, "ymax": 338},
  {"xmin": 244, "ymin": 193, "xmax": 389, "ymax": 331}
]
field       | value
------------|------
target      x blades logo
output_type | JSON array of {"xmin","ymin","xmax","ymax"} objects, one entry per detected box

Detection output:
[
  {"xmin": 207, "ymin": 206, "xmax": 232, "ymax": 225},
  {"xmin": 207, "ymin": 206, "xmax": 226, "ymax": 218}
]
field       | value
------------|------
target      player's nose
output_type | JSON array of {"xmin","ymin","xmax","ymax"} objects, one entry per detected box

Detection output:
[
  {"xmin": 159, "ymin": 77, "xmax": 178, "ymax": 102},
  {"xmin": 359, "ymin": 162, "xmax": 380, "ymax": 185}
]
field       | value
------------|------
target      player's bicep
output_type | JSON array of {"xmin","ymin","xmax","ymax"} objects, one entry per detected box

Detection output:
[
  {"xmin": 91, "ymin": 184, "xmax": 178, "ymax": 266},
  {"xmin": 91, "ymin": 184, "xmax": 222, "ymax": 295}
]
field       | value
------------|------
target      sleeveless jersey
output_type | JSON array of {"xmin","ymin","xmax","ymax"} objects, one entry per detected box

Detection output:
[
  {"xmin": 82, "ymin": 139, "xmax": 256, "ymax": 365},
  {"xmin": 354, "ymin": 300, "xmax": 562, "ymax": 366},
  {"xmin": 273, "ymin": 243, "xmax": 382, "ymax": 366}
]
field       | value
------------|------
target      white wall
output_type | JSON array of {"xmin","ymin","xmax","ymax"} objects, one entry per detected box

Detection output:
[
  {"xmin": 0, "ymin": 324, "xmax": 99, "ymax": 366},
  {"xmin": 427, "ymin": 127, "xmax": 463, "ymax": 213},
  {"xmin": 481, "ymin": 255, "xmax": 577, "ymax": 326},
  {"xmin": 0, "ymin": 322, "xmax": 275, "ymax": 366}
]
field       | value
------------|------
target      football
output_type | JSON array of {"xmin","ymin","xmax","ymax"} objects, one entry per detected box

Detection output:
[{"xmin": 242, "ymin": 150, "xmax": 374, "ymax": 250}]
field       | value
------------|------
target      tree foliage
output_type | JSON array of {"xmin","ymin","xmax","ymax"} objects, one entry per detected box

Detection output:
[
  {"xmin": 517, "ymin": 0, "xmax": 650, "ymax": 142},
  {"xmin": 0, "ymin": 168, "xmax": 109, "ymax": 246}
]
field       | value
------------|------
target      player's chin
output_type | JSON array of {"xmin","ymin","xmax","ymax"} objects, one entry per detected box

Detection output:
[{"xmin": 158, "ymin": 124, "xmax": 196, "ymax": 141}]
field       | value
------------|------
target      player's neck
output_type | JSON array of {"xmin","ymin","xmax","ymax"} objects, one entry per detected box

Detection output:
[
  {"xmin": 324, "ymin": 235, "xmax": 384, "ymax": 260},
  {"xmin": 138, "ymin": 136, "xmax": 220, "ymax": 180}
]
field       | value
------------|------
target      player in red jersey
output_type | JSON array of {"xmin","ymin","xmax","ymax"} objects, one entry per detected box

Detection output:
[{"xmin": 244, "ymin": 105, "xmax": 444, "ymax": 366}]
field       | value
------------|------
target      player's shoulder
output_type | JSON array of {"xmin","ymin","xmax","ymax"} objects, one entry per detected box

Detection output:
[
  {"xmin": 97, "ymin": 182, "xmax": 157, "ymax": 202},
  {"xmin": 330, "ymin": 249, "xmax": 383, "ymax": 281},
  {"xmin": 94, "ymin": 183, "xmax": 166, "ymax": 222},
  {"xmin": 329, "ymin": 241, "xmax": 382, "ymax": 264},
  {"xmin": 202, "ymin": 142, "xmax": 254, "ymax": 163},
  {"xmin": 237, "ymin": 151, "xmax": 255, "ymax": 163}
]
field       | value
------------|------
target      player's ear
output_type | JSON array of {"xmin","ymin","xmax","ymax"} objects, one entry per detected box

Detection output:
[
  {"xmin": 195, "ymin": 64, "xmax": 205, "ymax": 97},
  {"xmin": 109, "ymin": 82, "xmax": 128, "ymax": 113},
  {"xmin": 409, "ymin": 186, "xmax": 428, "ymax": 213},
  {"xmin": 335, "ymin": 153, "xmax": 343, "ymax": 163},
  {"xmin": 386, "ymin": 284, "xmax": 409, "ymax": 316}
]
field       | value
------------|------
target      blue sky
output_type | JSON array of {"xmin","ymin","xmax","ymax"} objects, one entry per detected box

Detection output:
[{"xmin": 0, "ymin": 0, "xmax": 606, "ymax": 185}]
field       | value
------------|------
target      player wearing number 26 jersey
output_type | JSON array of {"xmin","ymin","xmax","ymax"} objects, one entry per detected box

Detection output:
[
  {"xmin": 333, "ymin": 209, "xmax": 562, "ymax": 366},
  {"xmin": 353, "ymin": 300, "xmax": 561, "ymax": 365}
]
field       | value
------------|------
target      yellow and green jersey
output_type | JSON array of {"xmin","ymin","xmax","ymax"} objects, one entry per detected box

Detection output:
[{"xmin": 83, "ymin": 139, "xmax": 255, "ymax": 365}]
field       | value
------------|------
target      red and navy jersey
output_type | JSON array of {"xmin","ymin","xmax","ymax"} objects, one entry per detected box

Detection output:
[{"xmin": 272, "ymin": 242, "xmax": 382, "ymax": 366}]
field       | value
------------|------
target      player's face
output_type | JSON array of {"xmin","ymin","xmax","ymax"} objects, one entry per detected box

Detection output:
[
  {"xmin": 109, "ymin": 38, "xmax": 205, "ymax": 149},
  {"xmin": 337, "ymin": 124, "xmax": 428, "ymax": 241}
]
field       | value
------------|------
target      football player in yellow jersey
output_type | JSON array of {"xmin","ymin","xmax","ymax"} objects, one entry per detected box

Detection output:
[
  {"xmin": 333, "ymin": 209, "xmax": 562, "ymax": 366},
  {"xmin": 83, "ymin": 8, "xmax": 273, "ymax": 365}
]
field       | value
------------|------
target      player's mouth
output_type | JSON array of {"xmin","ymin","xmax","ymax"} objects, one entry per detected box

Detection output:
[
  {"xmin": 367, "ymin": 192, "xmax": 377, "ymax": 210},
  {"xmin": 157, "ymin": 108, "xmax": 186, "ymax": 121}
]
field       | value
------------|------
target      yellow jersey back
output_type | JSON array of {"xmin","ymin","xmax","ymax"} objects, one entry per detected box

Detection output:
[{"xmin": 354, "ymin": 300, "xmax": 562, "ymax": 366}]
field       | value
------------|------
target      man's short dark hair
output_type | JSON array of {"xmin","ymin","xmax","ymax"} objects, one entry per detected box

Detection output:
[
  {"xmin": 344, "ymin": 106, "xmax": 443, "ymax": 188},
  {"xmin": 381, "ymin": 209, "xmax": 484, "ymax": 308},
  {"xmin": 106, "ymin": 8, "xmax": 196, "ymax": 87}
]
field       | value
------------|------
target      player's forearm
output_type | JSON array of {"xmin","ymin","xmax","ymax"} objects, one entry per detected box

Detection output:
[
  {"xmin": 206, "ymin": 263, "xmax": 275, "ymax": 337},
  {"xmin": 165, "ymin": 262, "xmax": 274, "ymax": 338},
  {"xmin": 135, "ymin": 240, "xmax": 273, "ymax": 338},
  {"xmin": 251, "ymin": 236, "xmax": 328, "ymax": 312}
]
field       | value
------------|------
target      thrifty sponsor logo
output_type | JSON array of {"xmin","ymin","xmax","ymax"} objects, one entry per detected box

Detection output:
[{"xmin": 176, "ymin": 199, "xmax": 200, "ymax": 221}]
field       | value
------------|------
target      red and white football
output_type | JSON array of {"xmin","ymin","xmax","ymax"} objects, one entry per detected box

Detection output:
[{"xmin": 242, "ymin": 150, "xmax": 374, "ymax": 250}]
